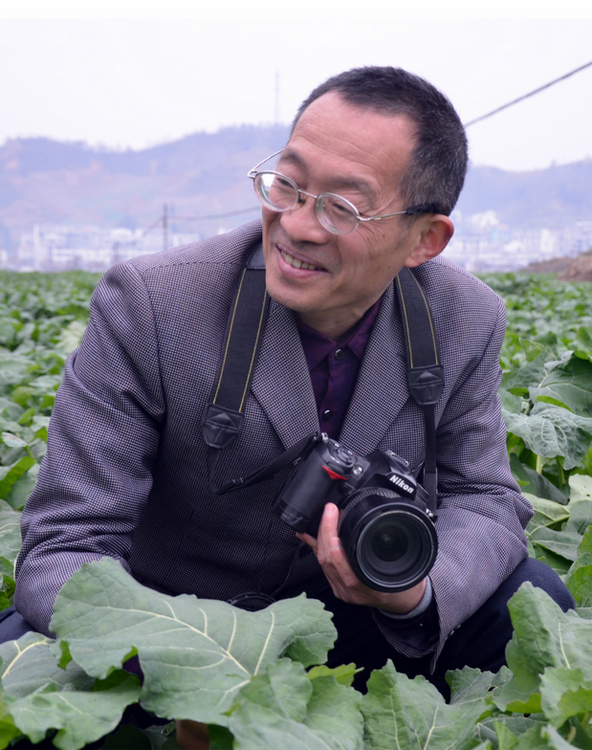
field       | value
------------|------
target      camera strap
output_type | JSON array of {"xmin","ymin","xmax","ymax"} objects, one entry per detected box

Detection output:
[
  {"xmin": 203, "ymin": 249, "xmax": 443, "ymax": 512},
  {"xmin": 202, "ymin": 243, "xmax": 270, "ymax": 450},
  {"xmin": 395, "ymin": 267, "xmax": 444, "ymax": 513}
]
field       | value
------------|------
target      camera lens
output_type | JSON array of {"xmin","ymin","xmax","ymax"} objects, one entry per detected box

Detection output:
[
  {"xmin": 371, "ymin": 522, "xmax": 408, "ymax": 563},
  {"xmin": 339, "ymin": 488, "xmax": 437, "ymax": 592}
]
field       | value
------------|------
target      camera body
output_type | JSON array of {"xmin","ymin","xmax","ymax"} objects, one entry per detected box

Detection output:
[{"xmin": 274, "ymin": 434, "xmax": 437, "ymax": 592}]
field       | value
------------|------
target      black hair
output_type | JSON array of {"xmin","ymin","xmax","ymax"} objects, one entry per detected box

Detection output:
[{"xmin": 292, "ymin": 66, "xmax": 468, "ymax": 216}]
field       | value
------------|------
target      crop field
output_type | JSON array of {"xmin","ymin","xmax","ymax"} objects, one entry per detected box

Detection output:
[{"xmin": 1, "ymin": 269, "xmax": 592, "ymax": 749}]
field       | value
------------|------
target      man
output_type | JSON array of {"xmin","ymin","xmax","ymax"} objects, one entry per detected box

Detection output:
[{"xmin": 12, "ymin": 67, "xmax": 572, "ymax": 695}]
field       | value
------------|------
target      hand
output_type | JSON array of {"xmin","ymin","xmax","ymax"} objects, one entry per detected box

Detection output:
[{"xmin": 297, "ymin": 503, "xmax": 426, "ymax": 614}]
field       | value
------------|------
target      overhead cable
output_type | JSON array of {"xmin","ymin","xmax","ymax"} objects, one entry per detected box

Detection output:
[{"xmin": 464, "ymin": 60, "xmax": 592, "ymax": 128}]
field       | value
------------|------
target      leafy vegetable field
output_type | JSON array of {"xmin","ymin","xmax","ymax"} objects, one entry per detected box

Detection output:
[{"xmin": 1, "ymin": 269, "xmax": 592, "ymax": 750}]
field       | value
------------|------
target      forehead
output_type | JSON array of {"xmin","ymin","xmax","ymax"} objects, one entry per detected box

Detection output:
[{"xmin": 284, "ymin": 92, "xmax": 417, "ymax": 197}]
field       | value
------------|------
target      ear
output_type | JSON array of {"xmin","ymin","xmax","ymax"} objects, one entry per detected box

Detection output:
[{"xmin": 404, "ymin": 215, "xmax": 454, "ymax": 268}]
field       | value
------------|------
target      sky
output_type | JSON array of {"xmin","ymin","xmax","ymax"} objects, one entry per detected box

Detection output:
[{"xmin": 1, "ymin": 4, "xmax": 591, "ymax": 173}]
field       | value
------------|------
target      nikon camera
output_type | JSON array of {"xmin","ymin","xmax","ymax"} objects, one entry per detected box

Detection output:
[{"xmin": 273, "ymin": 434, "xmax": 437, "ymax": 592}]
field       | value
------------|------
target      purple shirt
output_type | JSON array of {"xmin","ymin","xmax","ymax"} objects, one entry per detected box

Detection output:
[{"xmin": 296, "ymin": 298, "xmax": 382, "ymax": 440}]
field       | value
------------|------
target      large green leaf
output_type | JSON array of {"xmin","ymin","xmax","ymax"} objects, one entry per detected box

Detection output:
[
  {"xmin": 493, "ymin": 584, "xmax": 592, "ymax": 713},
  {"xmin": 50, "ymin": 558, "xmax": 336, "ymax": 725},
  {"xmin": 503, "ymin": 402, "xmax": 592, "ymax": 470},
  {"xmin": 361, "ymin": 662, "xmax": 488, "ymax": 750},
  {"xmin": 221, "ymin": 659, "xmax": 363, "ymax": 750},
  {"xmin": 530, "ymin": 354, "xmax": 592, "ymax": 418},
  {"xmin": 8, "ymin": 670, "xmax": 141, "ymax": 750},
  {"xmin": 510, "ymin": 457, "xmax": 568, "ymax": 505},
  {"xmin": 0, "ymin": 632, "xmax": 140, "ymax": 750},
  {"xmin": 524, "ymin": 493, "xmax": 570, "ymax": 533},
  {"xmin": 539, "ymin": 667, "xmax": 592, "ymax": 728},
  {"xmin": 502, "ymin": 352, "xmax": 548, "ymax": 395},
  {"xmin": 0, "ymin": 502, "xmax": 23, "ymax": 565},
  {"xmin": 528, "ymin": 528, "xmax": 583, "ymax": 563},
  {"xmin": 0, "ymin": 632, "xmax": 93, "ymax": 697}
]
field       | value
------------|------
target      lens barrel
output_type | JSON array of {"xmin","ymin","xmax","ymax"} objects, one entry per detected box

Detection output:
[{"xmin": 338, "ymin": 488, "xmax": 437, "ymax": 592}]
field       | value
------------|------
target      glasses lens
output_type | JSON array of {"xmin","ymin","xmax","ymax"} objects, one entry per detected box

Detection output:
[
  {"xmin": 316, "ymin": 194, "xmax": 358, "ymax": 235},
  {"xmin": 254, "ymin": 172, "xmax": 298, "ymax": 212}
]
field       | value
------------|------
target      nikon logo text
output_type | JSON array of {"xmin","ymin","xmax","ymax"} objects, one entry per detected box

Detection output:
[{"xmin": 389, "ymin": 474, "xmax": 413, "ymax": 495}]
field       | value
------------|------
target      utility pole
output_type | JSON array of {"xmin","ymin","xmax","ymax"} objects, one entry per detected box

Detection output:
[
  {"xmin": 163, "ymin": 203, "xmax": 168, "ymax": 252},
  {"xmin": 274, "ymin": 70, "xmax": 280, "ymax": 125}
]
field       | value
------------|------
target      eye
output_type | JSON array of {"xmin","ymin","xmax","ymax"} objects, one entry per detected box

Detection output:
[{"xmin": 326, "ymin": 195, "xmax": 357, "ymax": 217}]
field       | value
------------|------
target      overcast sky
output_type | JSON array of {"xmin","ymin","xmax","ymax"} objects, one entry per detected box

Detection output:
[{"xmin": 1, "ymin": 6, "xmax": 591, "ymax": 172}]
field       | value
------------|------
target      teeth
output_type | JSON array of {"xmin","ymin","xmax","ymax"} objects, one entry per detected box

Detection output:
[{"xmin": 281, "ymin": 249, "xmax": 318, "ymax": 271}]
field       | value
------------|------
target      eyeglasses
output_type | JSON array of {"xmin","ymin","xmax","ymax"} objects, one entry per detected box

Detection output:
[{"xmin": 248, "ymin": 150, "xmax": 438, "ymax": 236}]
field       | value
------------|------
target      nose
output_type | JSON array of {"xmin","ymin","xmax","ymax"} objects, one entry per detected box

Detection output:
[{"xmin": 279, "ymin": 196, "xmax": 329, "ymax": 244}]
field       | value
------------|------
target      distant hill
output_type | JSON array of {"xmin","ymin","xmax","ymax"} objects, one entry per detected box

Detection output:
[
  {"xmin": 1, "ymin": 127, "xmax": 591, "ymax": 248},
  {"xmin": 457, "ymin": 161, "xmax": 592, "ymax": 229}
]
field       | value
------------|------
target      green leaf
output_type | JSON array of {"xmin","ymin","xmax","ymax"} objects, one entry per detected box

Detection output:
[
  {"xmin": 494, "ymin": 584, "xmax": 592, "ymax": 713},
  {"xmin": 0, "ymin": 693, "xmax": 20, "ymax": 750},
  {"xmin": 510, "ymin": 457, "xmax": 568, "ymax": 505},
  {"xmin": 541, "ymin": 723, "xmax": 582, "ymax": 750},
  {"xmin": 530, "ymin": 354, "xmax": 592, "ymax": 418},
  {"xmin": 0, "ymin": 433, "xmax": 26, "ymax": 450},
  {"xmin": 0, "ymin": 632, "xmax": 139, "ymax": 750},
  {"xmin": 524, "ymin": 493, "xmax": 570, "ymax": 532},
  {"xmin": 0, "ymin": 456, "xmax": 35, "ymax": 501},
  {"xmin": 566, "ymin": 564, "xmax": 592, "ymax": 607},
  {"xmin": 226, "ymin": 659, "xmax": 363, "ymax": 750},
  {"xmin": 361, "ymin": 661, "xmax": 488, "ymax": 750},
  {"xmin": 8, "ymin": 670, "xmax": 141, "ymax": 750},
  {"xmin": 569, "ymin": 474, "xmax": 592, "ymax": 505},
  {"xmin": 0, "ymin": 504, "xmax": 22, "ymax": 565},
  {"xmin": 4, "ymin": 463, "xmax": 38, "ymax": 511},
  {"xmin": 50, "ymin": 558, "xmax": 337, "ymax": 725},
  {"xmin": 307, "ymin": 663, "xmax": 360, "ymax": 687},
  {"xmin": 539, "ymin": 667, "xmax": 592, "ymax": 728},
  {"xmin": 502, "ymin": 351, "xmax": 548, "ymax": 395},
  {"xmin": 503, "ymin": 403, "xmax": 592, "ymax": 470},
  {"xmin": 0, "ymin": 632, "xmax": 94, "ymax": 699},
  {"xmin": 476, "ymin": 716, "xmax": 546, "ymax": 750},
  {"xmin": 528, "ymin": 527, "xmax": 582, "ymax": 563}
]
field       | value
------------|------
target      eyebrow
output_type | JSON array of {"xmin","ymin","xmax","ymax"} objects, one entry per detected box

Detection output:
[{"xmin": 279, "ymin": 148, "xmax": 377, "ymax": 204}]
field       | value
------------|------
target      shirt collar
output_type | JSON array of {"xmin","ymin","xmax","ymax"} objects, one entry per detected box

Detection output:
[{"xmin": 296, "ymin": 296, "xmax": 383, "ymax": 371}]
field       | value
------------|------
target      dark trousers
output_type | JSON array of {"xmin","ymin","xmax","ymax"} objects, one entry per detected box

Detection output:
[{"xmin": 0, "ymin": 557, "xmax": 574, "ymax": 700}]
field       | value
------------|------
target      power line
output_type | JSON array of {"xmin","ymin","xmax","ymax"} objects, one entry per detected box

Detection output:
[
  {"xmin": 143, "ymin": 60, "xmax": 592, "ymax": 240},
  {"xmin": 464, "ymin": 60, "xmax": 592, "ymax": 128}
]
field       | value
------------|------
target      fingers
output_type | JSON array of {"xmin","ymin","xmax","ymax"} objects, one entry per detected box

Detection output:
[{"xmin": 297, "ymin": 503, "xmax": 426, "ymax": 613}]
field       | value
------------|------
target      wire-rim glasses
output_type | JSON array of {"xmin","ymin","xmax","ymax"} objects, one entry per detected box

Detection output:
[{"xmin": 248, "ymin": 150, "xmax": 438, "ymax": 236}]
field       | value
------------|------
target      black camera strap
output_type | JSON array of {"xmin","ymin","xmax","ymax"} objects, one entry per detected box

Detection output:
[
  {"xmin": 203, "ymin": 253, "xmax": 443, "ymax": 512},
  {"xmin": 202, "ymin": 243, "xmax": 270, "ymax": 450},
  {"xmin": 395, "ymin": 267, "xmax": 444, "ymax": 513}
]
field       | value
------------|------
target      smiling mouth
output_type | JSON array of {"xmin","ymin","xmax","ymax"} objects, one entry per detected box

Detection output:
[{"xmin": 280, "ymin": 248, "xmax": 321, "ymax": 271}]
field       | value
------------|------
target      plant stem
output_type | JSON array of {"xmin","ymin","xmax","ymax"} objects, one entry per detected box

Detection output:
[
  {"xmin": 536, "ymin": 455, "xmax": 544, "ymax": 475},
  {"xmin": 556, "ymin": 458, "xmax": 566, "ymax": 490}
]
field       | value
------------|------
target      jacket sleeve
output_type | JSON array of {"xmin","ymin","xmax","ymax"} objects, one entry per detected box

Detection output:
[
  {"xmin": 376, "ymin": 293, "xmax": 532, "ymax": 661},
  {"xmin": 15, "ymin": 262, "xmax": 166, "ymax": 636}
]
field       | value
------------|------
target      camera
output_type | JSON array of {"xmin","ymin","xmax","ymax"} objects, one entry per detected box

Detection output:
[{"xmin": 274, "ymin": 434, "xmax": 437, "ymax": 593}]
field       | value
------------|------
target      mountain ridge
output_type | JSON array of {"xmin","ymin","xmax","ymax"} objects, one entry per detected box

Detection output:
[{"xmin": 1, "ymin": 127, "xmax": 590, "ymax": 250}]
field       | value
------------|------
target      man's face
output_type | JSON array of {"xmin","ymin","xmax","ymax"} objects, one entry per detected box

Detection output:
[{"xmin": 261, "ymin": 92, "xmax": 436, "ymax": 340}]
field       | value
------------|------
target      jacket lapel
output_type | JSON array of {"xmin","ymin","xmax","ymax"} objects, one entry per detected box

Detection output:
[
  {"xmin": 250, "ymin": 299, "xmax": 320, "ymax": 450},
  {"xmin": 251, "ymin": 281, "xmax": 409, "ymax": 455},
  {"xmin": 339, "ymin": 281, "xmax": 410, "ymax": 455}
]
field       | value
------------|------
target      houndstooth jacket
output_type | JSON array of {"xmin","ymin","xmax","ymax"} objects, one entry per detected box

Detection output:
[{"xmin": 15, "ymin": 219, "xmax": 532, "ymax": 659}]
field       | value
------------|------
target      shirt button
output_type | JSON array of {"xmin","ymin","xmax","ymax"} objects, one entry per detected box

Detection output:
[
  {"xmin": 334, "ymin": 348, "xmax": 345, "ymax": 360},
  {"xmin": 322, "ymin": 409, "xmax": 333, "ymax": 421}
]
